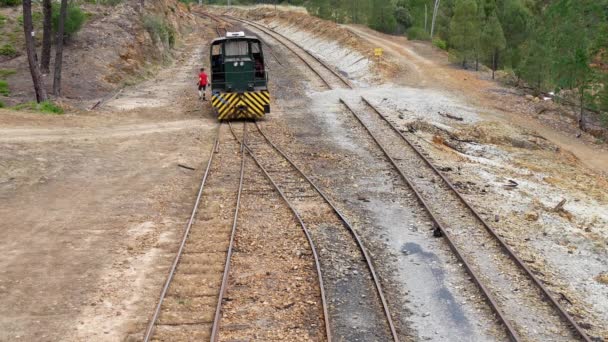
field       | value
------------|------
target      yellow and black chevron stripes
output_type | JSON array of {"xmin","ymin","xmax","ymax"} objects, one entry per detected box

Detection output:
[{"xmin": 212, "ymin": 91, "xmax": 270, "ymax": 120}]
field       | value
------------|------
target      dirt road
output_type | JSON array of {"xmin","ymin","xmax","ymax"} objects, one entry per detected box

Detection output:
[
  {"xmin": 0, "ymin": 28, "xmax": 217, "ymax": 341},
  {"xmin": 347, "ymin": 25, "xmax": 608, "ymax": 175}
]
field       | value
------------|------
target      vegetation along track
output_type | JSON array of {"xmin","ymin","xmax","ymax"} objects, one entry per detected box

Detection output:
[
  {"xmin": 143, "ymin": 124, "xmax": 327, "ymax": 341},
  {"xmin": 339, "ymin": 97, "xmax": 594, "ymax": 342},
  {"xmin": 229, "ymin": 121, "xmax": 400, "ymax": 341},
  {"xmin": 227, "ymin": 16, "xmax": 352, "ymax": 90}
]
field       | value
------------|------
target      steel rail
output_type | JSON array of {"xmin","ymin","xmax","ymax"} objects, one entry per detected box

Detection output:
[
  {"xmin": 210, "ymin": 123, "xmax": 247, "ymax": 342},
  {"xmin": 227, "ymin": 122, "xmax": 333, "ymax": 342},
  {"xmin": 234, "ymin": 17, "xmax": 352, "ymax": 89},
  {"xmin": 359, "ymin": 97, "xmax": 593, "ymax": 342},
  {"xmin": 143, "ymin": 123, "xmax": 221, "ymax": 342},
  {"xmin": 236, "ymin": 18, "xmax": 353, "ymax": 89},
  {"xmin": 339, "ymin": 99, "xmax": 521, "ymax": 341},
  {"xmin": 226, "ymin": 17, "xmax": 333, "ymax": 89},
  {"xmin": 252, "ymin": 121, "xmax": 400, "ymax": 342}
]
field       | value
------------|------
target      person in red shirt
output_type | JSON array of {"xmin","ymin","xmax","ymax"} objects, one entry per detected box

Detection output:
[{"xmin": 198, "ymin": 68, "xmax": 209, "ymax": 101}]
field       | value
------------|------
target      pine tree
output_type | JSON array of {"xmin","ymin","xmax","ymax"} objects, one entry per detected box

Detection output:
[
  {"xmin": 449, "ymin": 0, "xmax": 479, "ymax": 68},
  {"xmin": 481, "ymin": 10, "xmax": 506, "ymax": 78}
]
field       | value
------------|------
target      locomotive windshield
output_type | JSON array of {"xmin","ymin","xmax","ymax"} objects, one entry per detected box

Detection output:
[{"xmin": 225, "ymin": 40, "xmax": 249, "ymax": 57}]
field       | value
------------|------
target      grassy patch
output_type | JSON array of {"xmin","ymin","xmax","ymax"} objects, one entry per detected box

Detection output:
[
  {"xmin": 0, "ymin": 100, "xmax": 4, "ymax": 108},
  {"xmin": 0, "ymin": 68, "xmax": 16, "ymax": 78},
  {"xmin": 406, "ymin": 27, "xmax": 430, "ymax": 41},
  {"xmin": 13, "ymin": 100, "xmax": 64, "ymax": 114},
  {"xmin": 0, "ymin": 43, "xmax": 17, "ymax": 56},
  {"xmin": 143, "ymin": 15, "xmax": 176, "ymax": 48},
  {"xmin": 0, "ymin": 80, "xmax": 9, "ymax": 96},
  {"xmin": 0, "ymin": 14, "xmax": 6, "ymax": 27}
]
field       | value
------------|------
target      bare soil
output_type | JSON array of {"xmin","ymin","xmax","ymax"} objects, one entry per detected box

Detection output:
[{"xmin": 0, "ymin": 21, "xmax": 218, "ymax": 341}]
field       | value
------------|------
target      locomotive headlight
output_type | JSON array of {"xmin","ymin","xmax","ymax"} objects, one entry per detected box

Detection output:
[
  {"xmin": 240, "ymin": 61, "xmax": 244, "ymax": 66},
  {"xmin": 233, "ymin": 62, "xmax": 238, "ymax": 67}
]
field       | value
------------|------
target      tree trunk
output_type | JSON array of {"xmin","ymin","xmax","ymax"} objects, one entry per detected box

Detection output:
[
  {"xmin": 40, "ymin": 0, "xmax": 52, "ymax": 74},
  {"xmin": 23, "ymin": 0, "xmax": 48, "ymax": 103},
  {"xmin": 579, "ymin": 87, "xmax": 585, "ymax": 131},
  {"xmin": 53, "ymin": 0, "xmax": 68, "ymax": 96}
]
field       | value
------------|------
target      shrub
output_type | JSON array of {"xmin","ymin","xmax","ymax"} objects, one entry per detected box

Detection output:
[
  {"xmin": 0, "ymin": 80, "xmax": 9, "ymax": 96},
  {"xmin": 433, "ymin": 38, "xmax": 447, "ymax": 50},
  {"xmin": 0, "ymin": 43, "xmax": 17, "ymax": 57},
  {"xmin": 143, "ymin": 15, "xmax": 176, "ymax": 48},
  {"xmin": 0, "ymin": 0, "xmax": 20, "ymax": 7},
  {"xmin": 13, "ymin": 100, "xmax": 64, "ymax": 114},
  {"xmin": 52, "ymin": 4, "xmax": 86, "ymax": 40},
  {"xmin": 406, "ymin": 26, "xmax": 430, "ymax": 41},
  {"xmin": 0, "ymin": 14, "xmax": 6, "ymax": 27},
  {"xmin": 0, "ymin": 100, "xmax": 4, "ymax": 108}
]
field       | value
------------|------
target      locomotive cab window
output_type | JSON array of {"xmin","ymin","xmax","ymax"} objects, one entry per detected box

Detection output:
[
  {"xmin": 211, "ymin": 42, "xmax": 224, "ymax": 83},
  {"xmin": 251, "ymin": 41, "xmax": 265, "ymax": 79}
]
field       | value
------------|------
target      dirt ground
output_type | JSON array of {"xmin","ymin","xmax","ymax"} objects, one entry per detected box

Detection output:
[
  {"xmin": 1, "ymin": 4, "xmax": 607, "ymax": 342},
  {"xmin": 0, "ymin": 23, "xmax": 218, "ymax": 341}
]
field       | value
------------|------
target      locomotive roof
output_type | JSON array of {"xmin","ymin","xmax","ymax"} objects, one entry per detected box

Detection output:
[{"xmin": 211, "ymin": 36, "xmax": 261, "ymax": 44}]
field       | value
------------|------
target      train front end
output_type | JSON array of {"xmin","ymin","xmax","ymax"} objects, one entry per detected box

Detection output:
[{"xmin": 210, "ymin": 32, "xmax": 270, "ymax": 120}]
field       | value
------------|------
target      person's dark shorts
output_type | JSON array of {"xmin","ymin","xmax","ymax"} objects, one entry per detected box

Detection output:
[{"xmin": 198, "ymin": 84, "xmax": 207, "ymax": 91}]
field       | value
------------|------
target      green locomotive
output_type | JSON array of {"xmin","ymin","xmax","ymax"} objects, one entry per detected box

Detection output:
[{"xmin": 210, "ymin": 32, "xmax": 270, "ymax": 120}]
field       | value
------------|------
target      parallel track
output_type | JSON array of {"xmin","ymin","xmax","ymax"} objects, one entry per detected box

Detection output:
[
  {"xmin": 218, "ymin": 16, "xmax": 593, "ymax": 342},
  {"xmin": 143, "ymin": 124, "xmax": 244, "ymax": 341},
  {"xmin": 228, "ymin": 16, "xmax": 351, "ymax": 90},
  {"xmin": 234, "ymin": 122, "xmax": 400, "ymax": 341},
  {"xmin": 339, "ymin": 97, "xmax": 592, "ymax": 342}
]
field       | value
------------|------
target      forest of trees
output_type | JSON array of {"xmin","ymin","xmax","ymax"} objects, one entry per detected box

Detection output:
[{"xmin": 226, "ymin": 0, "xmax": 608, "ymax": 130}]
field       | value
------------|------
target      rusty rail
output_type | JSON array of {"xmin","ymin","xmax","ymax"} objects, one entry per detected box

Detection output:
[
  {"xmin": 143, "ymin": 124, "xmax": 222, "ymax": 342},
  {"xmin": 227, "ymin": 122, "xmax": 332, "ymax": 342},
  {"xmin": 252, "ymin": 122, "xmax": 400, "ymax": 342},
  {"xmin": 228, "ymin": 17, "xmax": 351, "ymax": 89},
  {"xmin": 209, "ymin": 123, "xmax": 247, "ymax": 342},
  {"xmin": 357, "ymin": 97, "xmax": 592, "ymax": 342}
]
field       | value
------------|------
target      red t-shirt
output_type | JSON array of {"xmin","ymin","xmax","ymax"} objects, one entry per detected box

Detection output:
[{"xmin": 199, "ymin": 72, "xmax": 208, "ymax": 86}]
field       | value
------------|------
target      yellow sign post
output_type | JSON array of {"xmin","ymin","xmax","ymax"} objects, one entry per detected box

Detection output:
[{"xmin": 374, "ymin": 48, "xmax": 383, "ymax": 64}]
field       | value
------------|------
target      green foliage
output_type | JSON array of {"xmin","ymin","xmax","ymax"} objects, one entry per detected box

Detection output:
[
  {"xmin": 0, "ymin": 100, "xmax": 4, "ymax": 108},
  {"xmin": 0, "ymin": 0, "xmax": 20, "ymax": 6},
  {"xmin": 0, "ymin": 80, "xmax": 8, "ymax": 96},
  {"xmin": 52, "ymin": 4, "xmax": 86, "ymax": 40},
  {"xmin": 449, "ymin": 0, "xmax": 479, "ymax": 64},
  {"xmin": 433, "ymin": 38, "xmax": 447, "ymax": 50},
  {"xmin": 143, "ymin": 15, "xmax": 176, "ymax": 49},
  {"xmin": 481, "ymin": 10, "xmax": 506, "ymax": 60},
  {"xmin": 0, "ymin": 69, "xmax": 15, "ymax": 78},
  {"xmin": 0, "ymin": 14, "xmax": 6, "ymax": 27},
  {"xmin": 406, "ymin": 26, "xmax": 430, "ymax": 41},
  {"xmin": 0, "ymin": 43, "xmax": 17, "ymax": 56},
  {"xmin": 13, "ymin": 101, "xmax": 64, "ymax": 114},
  {"xmin": 394, "ymin": 1, "xmax": 413, "ymax": 30},
  {"xmin": 368, "ymin": 0, "xmax": 397, "ymax": 33}
]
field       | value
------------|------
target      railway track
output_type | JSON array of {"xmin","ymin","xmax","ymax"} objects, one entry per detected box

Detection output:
[
  {"xmin": 143, "ymin": 124, "xmax": 244, "ymax": 341},
  {"xmin": 338, "ymin": 97, "xmax": 593, "ymax": 342},
  {"xmin": 229, "ymin": 122, "xmax": 400, "ymax": 341},
  {"xmin": 227, "ymin": 16, "xmax": 351, "ymax": 90},
  {"xmin": 218, "ymin": 16, "xmax": 595, "ymax": 341},
  {"xmin": 144, "ymin": 124, "xmax": 329, "ymax": 341}
]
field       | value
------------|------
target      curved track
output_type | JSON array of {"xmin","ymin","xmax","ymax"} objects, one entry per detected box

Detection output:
[
  {"xmin": 339, "ymin": 97, "xmax": 592, "ymax": 342},
  {"xmin": 228, "ymin": 16, "xmax": 352, "ymax": 90},
  {"xmin": 232, "ymin": 122, "xmax": 400, "ymax": 341},
  {"xmin": 220, "ymin": 15, "xmax": 593, "ymax": 342}
]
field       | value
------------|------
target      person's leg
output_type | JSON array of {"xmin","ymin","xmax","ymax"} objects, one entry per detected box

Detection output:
[
  {"xmin": 198, "ymin": 84, "xmax": 202, "ymax": 99},
  {"xmin": 202, "ymin": 85, "xmax": 207, "ymax": 100}
]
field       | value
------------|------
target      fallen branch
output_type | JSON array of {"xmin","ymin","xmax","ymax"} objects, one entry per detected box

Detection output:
[
  {"xmin": 438, "ymin": 111, "xmax": 464, "ymax": 121},
  {"xmin": 178, "ymin": 164, "xmax": 196, "ymax": 171},
  {"xmin": 552, "ymin": 199, "xmax": 567, "ymax": 212}
]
